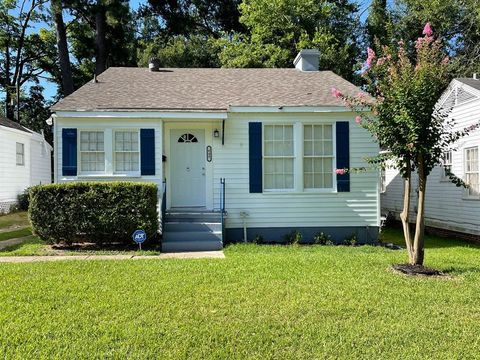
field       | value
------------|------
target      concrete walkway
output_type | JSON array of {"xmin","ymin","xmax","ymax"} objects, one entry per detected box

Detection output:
[
  {"xmin": 0, "ymin": 250, "xmax": 225, "ymax": 263},
  {"xmin": 0, "ymin": 235, "xmax": 34, "ymax": 251}
]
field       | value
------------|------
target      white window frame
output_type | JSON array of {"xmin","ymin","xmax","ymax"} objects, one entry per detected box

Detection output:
[
  {"xmin": 261, "ymin": 122, "xmax": 337, "ymax": 193},
  {"xmin": 113, "ymin": 130, "xmax": 141, "ymax": 175},
  {"xmin": 16, "ymin": 142, "xmax": 24, "ymax": 166},
  {"xmin": 263, "ymin": 124, "xmax": 295, "ymax": 192},
  {"xmin": 303, "ymin": 124, "xmax": 335, "ymax": 191},
  {"xmin": 464, "ymin": 146, "xmax": 479, "ymax": 199},
  {"xmin": 78, "ymin": 130, "xmax": 106, "ymax": 174},
  {"xmin": 440, "ymin": 150, "xmax": 452, "ymax": 182}
]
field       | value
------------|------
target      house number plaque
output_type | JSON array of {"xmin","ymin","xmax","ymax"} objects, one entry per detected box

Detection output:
[{"xmin": 206, "ymin": 146, "xmax": 212, "ymax": 162}]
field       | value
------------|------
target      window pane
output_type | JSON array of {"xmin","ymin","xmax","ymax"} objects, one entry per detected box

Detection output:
[
  {"xmin": 304, "ymin": 125, "xmax": 312, "ymax": 140},
  {"xmin": 265, "ymin": 141, "xmax": 274, "ymax": 156},
  {"xmin": 264, "ymin": 174, "xmax": 274, "ymax": 189},
  {"xmin": 314, "ymin": 125, "xmax": 323, "ymax": 140},
  {"xmin": 274, "ymin": 126, "xmax": 283, "ymax": 140},
  {"xmin": 265, "ymin": 125, "xmax": 273, "ymax": 141},
  {"xmin": 304, "ymin": 141, "xmax": 313, "ymax": 156},
  {"xmin": 324, "ymin": 125, "xmax": 332, "ymax": 139},
  {"xmin": 304, "ymin": 174, "xmax": 314, "ymax": 188}
]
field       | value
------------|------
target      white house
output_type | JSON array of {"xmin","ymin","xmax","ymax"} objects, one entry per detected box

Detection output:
[
  {"xmin": 50, "ymin": 50, "xmax": 380, "ymax": 251},
  {"xmin": 382, "ymin": 76, "xmax": 480, "ymax": 240},
  {"xmin": 0, "ymin": 117, "xmax": 52, "ymax": 213}
]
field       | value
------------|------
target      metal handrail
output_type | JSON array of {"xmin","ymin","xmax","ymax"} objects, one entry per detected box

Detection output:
[
  {"xmin": 161, "ymin": 178, "xmax": 166, "ymax": 235},
  {"xmin": 220, "ymin": 178, "xmax": 226, "ymax": 243}
]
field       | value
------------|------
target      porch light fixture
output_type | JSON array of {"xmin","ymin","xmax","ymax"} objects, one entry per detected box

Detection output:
[{"xmin": 213, "ymin": 129, "xmax": 220, "ymax": 138}]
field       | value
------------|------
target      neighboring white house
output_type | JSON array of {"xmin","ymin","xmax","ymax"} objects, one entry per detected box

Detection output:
[
  {"xmin": 382, "ymin": 76, "xmax": 480, "ymax": 240},
  {"xmin": 50, "ymin": 50, "xmax": 380, "ymax": 251},
  {"xmin": 0, "ymin": 117, "xmax": 53, "ymax": 213}
]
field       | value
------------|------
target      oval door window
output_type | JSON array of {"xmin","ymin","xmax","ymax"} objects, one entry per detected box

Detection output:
[{"xmin": 178, "ymin": 133, "xmax": 198, "ymax": 143}]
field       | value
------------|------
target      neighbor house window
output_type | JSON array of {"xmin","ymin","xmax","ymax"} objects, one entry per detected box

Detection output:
[
  {"xmin": 380, "ymin": 168, "xmax": 386, "ymax": 193},
  {"xmin": 465, "ymin": 147, "xmax": 479, "ymax": 197},
  {"xmin": 80, "ymin": 131, "xmax": 105, "ymax": 172},
  {"xmin": 441, "ymin": 150, "xmax": 452, "ymax": 181},
  {"xmin": 264, "ymin": 125, "xmax": 294, "ymax": 190},
  {"xmin": 114, "ymin": 131, "xmax": 139, "ymax": 172},
  {"xmin": 303, "ymin": 124, "xmax": 333, "ymax": 189},
  {"xmin": 16, "ymin": 142, "xmax": 24, "ymax": 166}
]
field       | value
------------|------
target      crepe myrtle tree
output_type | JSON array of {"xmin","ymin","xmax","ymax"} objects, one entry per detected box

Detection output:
[{"xmin": 332, "ymin": 23, "xmax": 479, "ymax": 266}]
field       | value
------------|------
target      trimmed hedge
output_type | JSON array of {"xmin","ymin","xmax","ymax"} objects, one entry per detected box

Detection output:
[{"xmin": 29, "ymin": 182, "xmax": 158, "ymax": 245}]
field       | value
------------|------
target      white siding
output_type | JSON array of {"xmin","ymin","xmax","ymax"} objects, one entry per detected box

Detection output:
[
  {"xmin": 30, "ymin": 137, "xmax": 52, "ymax": 185},
  {"xmin": 211, "ymin": 112, "xmax": 380, "ymax": 229},
  {"xmin": 0, "ymin": 128, "xmax": 31, "ymax": 203},
  {"xmin": 382, "ymin": 92, "xmax": 480, "ymax": 236}
]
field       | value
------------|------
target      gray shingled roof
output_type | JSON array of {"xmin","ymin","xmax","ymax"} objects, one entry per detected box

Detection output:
[
  {"xmin": 457, "ymin": 77, "xmax": 480, "ymax": 91},
  {"xmin": 0, "ymin": 117, "xmax": 30, "ymax": 133},
  {"xmin": 51, "ymin": 67, "xmax": 364, "ymax": 112}
]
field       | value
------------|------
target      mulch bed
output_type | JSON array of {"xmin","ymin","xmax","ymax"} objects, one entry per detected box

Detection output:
[{"xmin": 392, "ymin": 264, "xmax": 445, "ymax": 277}]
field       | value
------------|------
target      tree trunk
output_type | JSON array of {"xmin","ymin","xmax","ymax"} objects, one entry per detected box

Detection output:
[
  {"xmin": 52, "ymin": 0, "xmax": 74, "ymax": 96},
  {"xmin": 94, "ymin": 2, "xmax": 107, "ymax": 75},
  {"xmin": 412, "ymin": 154, "xmax": 427, "ymax": 265},
  {"xmin": 400, "ymin": 160, "xmax": 414, "ymax": 260},
  {"xmin": 5, "ymin": 90, "xmax": 14, "ymax": 120}
]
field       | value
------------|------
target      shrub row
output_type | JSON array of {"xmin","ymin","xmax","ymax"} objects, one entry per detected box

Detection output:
[{"xmin": 29, "ymin": 182, "xmax": 158, "ymax": 245}]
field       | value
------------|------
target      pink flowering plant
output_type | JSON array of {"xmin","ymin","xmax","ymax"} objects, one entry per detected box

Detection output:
[{"xmin": 333, "ymin": 24, "xmax": 479, "ymax": 266}]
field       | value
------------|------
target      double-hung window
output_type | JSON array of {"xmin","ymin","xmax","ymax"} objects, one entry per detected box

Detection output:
[
  {"xmin": 114, "ymin": 131, "xmax": 140, "ymax": 173},
  {"xmin": 80, "ymin": 131, "xmax": 105, "ymax": 172},
  {"xmin": 441, "ymin": 150, "xmax": 452, "ymax": 181},
  {"xmin": 304, "ymin": 124, "xmax": 334, "ymax": 189},
  {"xmin": 16, "ymin": 142, "xmax": 24, "ymax": 166},
  {"xmin": 264, "ymin": 125, "xmax": 294, "ymax": 190},
  {"xmin": 465, "ymin": 147, "xmax": 479, "ymax": 197}
]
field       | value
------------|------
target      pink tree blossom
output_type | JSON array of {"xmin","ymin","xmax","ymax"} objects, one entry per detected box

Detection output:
[
  {"xmin": 422, "ymin": 22, "xmax": 433, "ymax": 36},
  {"xmin": 355, "ymin": 116, "xmax": 362, "ymax": 124},
  {"xmin": 335, "ymin": 168, "xmax": 346, "ymax": 175},
  {"xmin": 331, "ymin": 87, "xmax": 342, "ymax": 98},
  {"xmin": 366, "ymin": 47, "xmax": 376, "ymax": 67}
]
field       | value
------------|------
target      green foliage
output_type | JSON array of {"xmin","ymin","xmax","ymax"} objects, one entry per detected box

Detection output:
[
  {"xmin": 313, "ymin": 232, "xmax": 332, "ymax": 245},
  {"xmin": 16, "ymin": 188, "xmax": 31, "ymax": 212},
  {"xmin": 343, "ymin": 233, "xmax": 357, "ymax": 246},
  {"xmin": 284, "ymin": 230, "xmax": 302, "ymax": 245},
  {"xmin": 29, "ymin": 182, "xmax": 159, "ymax": 245},
  {"xmin": 218, "ymin": 0, "xmax": 361, "ymax": 82},
  {"xmin": 252, "ymin": 234, "xmax": 264, "ymax": 244},
  {"xmin": 341, "ymin": 29, "xmax": 473, "ymax": 182},
  {"xmin": 139, "ymin": 35, "xmax": 221, "ymax": 68}
]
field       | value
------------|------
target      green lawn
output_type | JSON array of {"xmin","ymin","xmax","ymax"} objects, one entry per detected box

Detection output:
[
  {"xmin": 0, "ymin": 211, "xmax": 29, "ymax": 229},
  {"xmin": 1, "ymin": 230, "xmax": 479, "ymax": 359}
]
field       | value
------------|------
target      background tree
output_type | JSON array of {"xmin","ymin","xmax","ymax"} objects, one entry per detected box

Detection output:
[
  {"xmin": 0, "ymin": 0, "xmax": 52, "ymax": 120},
  {"xmin": 136, "ymin": 0, "xmax": 243, "ymax": 67},
  {"xmin": 51, "ymin": 0, "xmax": 73, "ymax": 95},
  {"xmin": 365, "ymin": 0, "xmax": 393, "ymax": 52},
  {"xmin": 335, "ymin": 24, "xmax": 478, "ymax": 266},
  {"xmin": 217, "ymin": 0, "xmax": 361, "ymax": 82}
]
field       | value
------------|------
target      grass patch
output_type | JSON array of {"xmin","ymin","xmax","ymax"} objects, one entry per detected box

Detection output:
[
  {"xmin": 0, "ymin": 239, "xmax": 160, "ymax": 257},
  {"xmin": 0, "ymin": 228, "xmax": 479, "ymax": 358},
  {"xmin": 0, "ymin": 211, "xmax": 29, "ymax": 229},
  {"xmin": 0, "ymin": 228, "xmax": 32, "ymax": 242}
]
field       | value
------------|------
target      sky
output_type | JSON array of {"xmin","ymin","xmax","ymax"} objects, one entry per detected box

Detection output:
[{"xmin": 8, "ymin": 0, "xmax": 372, "ymax": 103}]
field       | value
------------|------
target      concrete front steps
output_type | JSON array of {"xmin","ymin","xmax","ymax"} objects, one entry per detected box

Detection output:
[{"xmin": 161, "ymin": 209, "xmax": 223, "ymax": 252}]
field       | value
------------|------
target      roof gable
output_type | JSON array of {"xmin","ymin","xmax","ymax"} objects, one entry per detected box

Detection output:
[
  {"xmin": 0, "ymin": 117, "xmax": 31, "ymax": 133},
  {"xmin": 438, "ymin": 79, "xmax": 480, "ymax": 109}
]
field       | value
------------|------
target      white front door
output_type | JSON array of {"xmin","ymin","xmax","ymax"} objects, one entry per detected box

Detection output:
[{"xmin": 170, "ymin": 129, "xmax": 206, "ymax": 207}]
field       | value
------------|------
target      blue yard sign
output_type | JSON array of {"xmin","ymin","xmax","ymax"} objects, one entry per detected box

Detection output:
[{"xmin": 132, "ymin": 230, "xmax": 147, "ymax": 250}]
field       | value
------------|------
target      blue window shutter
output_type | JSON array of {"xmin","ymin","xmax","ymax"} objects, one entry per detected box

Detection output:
[
  {"xmin": 336, "ymin": 121, "xmax": 350, "ymax": 192},
  {"xmin": 62, "ymin": 128, "xmax": 77, "ymax": 176},
  {"xmin": 249, "ymin": 122, "xmax": 262, "ymax": 193},
  {"xmin": 141, "ymin": 129, "xmax": 155, "ymax": 175}
]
